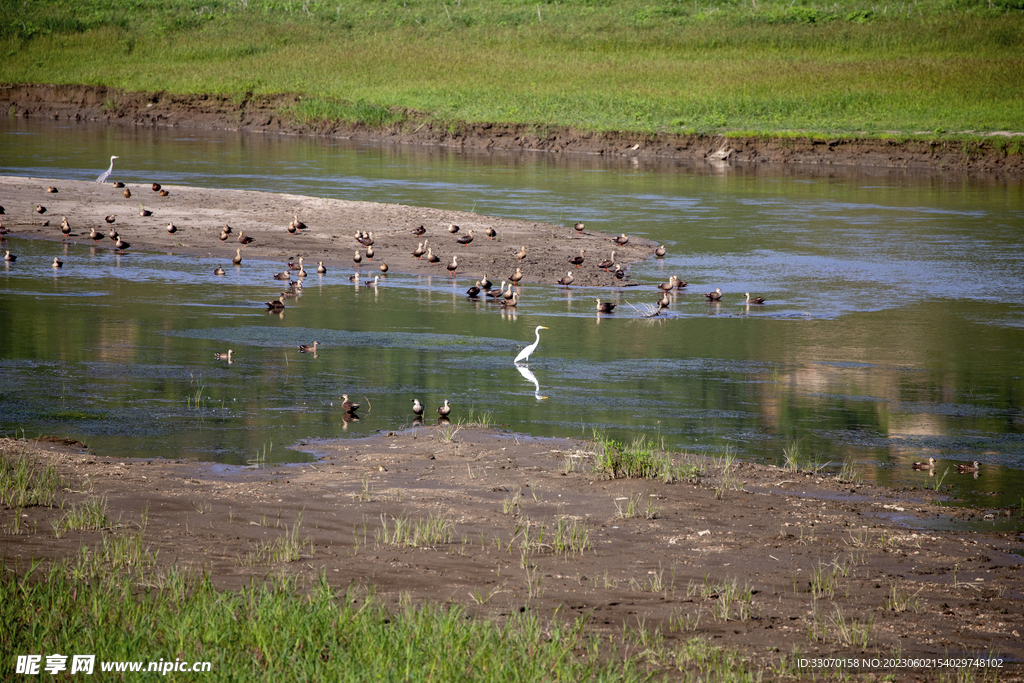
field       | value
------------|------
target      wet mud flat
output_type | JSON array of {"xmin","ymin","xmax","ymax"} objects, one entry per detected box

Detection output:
[
  {"xmin": 3, "ymin": 431, "xmax": 1022, "ymax": 679},
  {"xmin": 0, "ymin": 176, "xmax": 657, "ymax": 287}
]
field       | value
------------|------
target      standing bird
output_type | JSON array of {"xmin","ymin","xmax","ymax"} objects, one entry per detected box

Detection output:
[
  {"xmin": 52, "ymin": 257, "xmax": 63, "ymax": 268},
  {"xmin": 219, "ymin": 227, "xmax": 230, "ymax": 242},
  {"xmin": 108, "ymin": 227, "xmax": 119, "ymax": 241},
  {"xmin": 514, "ymin": 246, "xmax": 527, "ymax": 261},
  {"xmin": 115, "ymin": 236, "xmax": 131, "ymax": 253},
  {"xmin": 446, "ymin": 255, "xmax": 459, "ymax": 277},
  {"xmin": 341, "ymin": 394, "xmax": 360, "ymax": 414},
  {"xmin": 379, "ymin": 262, "xmax": 389, "ymax": 275},
  {"xmin": 215, "ymin": 349, "xmax": 233, "ymax": 362},
  {"xmin": 166, "ymin": 222, "xmax": 177, "ymax": 235},
  {"xmin": 745, "ymin": 293, "xmax": 766, "ymax": 305},
  {"xmin": 613, "ymin": 233, "xmax": 629, "ymax": 245},
  {"xmin": 426, "ymin": 248, "xmax": 440, "ymax": 265},
  {"xmin": 598, "ymin": 251, "xmax": 616, "ymax": 272},
  {"xmin": 466, "ymin": 281, "xmax": 482, "ymax": 298},
  {"xmin": 413, "ymin": 241, "xmax": 425, "ymax": 259},
  {"xmin": 595, "ymin": 298, "xmax": 616, "ymax": 313},
  {"xmin": 570, "ymin": 249, "xmax": 585, "ymax": 269},
  {"xmin": 151, "ymin": 183, "xmax": 161, "ymax": 192},
  {"xmin": 412, "ymin": 225, "xmax": 426, "ymax": 236},
  {"xmin": 613, "ymin": 264, "xmax": 626, "ymax": 280},
  {"xmin": 411, "ymin": 398, "xmax": 424, "ymax": 417},
  {"xmin": 35, "ymin": 204, "xmax": 47, "ymax": 214},
  {"xmin": 290, "ymin": 215, "xmax": 306, "ymax": 233},
  {"xmin": 232, "ymin": 249, "xmax": 242, "ymax": 266},
  {"xmin": 501, "ymin": 292, "xmax": 520, "ymax": 308},
  {"xmin": 105, "ymin": 214, "xmax": 116, "ymax": 225},
  {"xmin": 238, "ymin": 231, "xmax": 254, "ymax": 247},
  {"xmin": 60, "ymin": 216, "xmax": 71, "ymax": 239},
  {"xmin": 298, "ymin": 341, "xmax": 320, "ymax": 353},
  {"xmin": 437, "ymin": 399, "xmax": 452, "ymax": 417},
  {"xmin": 365, "ymin": 245, "xmax": 375, "ymax": 260},
  {"xmin": 447, "ymin": 223, "xmax": 460, "ymax": 235},
  {"xmin": 485, "ymin": 227, "xmax": 497, "ymax": 240},
  {"xmin": 457, "ymin": 229, "xmax": 475, "ymax": 245},
  {"xmin": 657, "ymin": 291, "xmax": 671, "ymax": 311},
  {"xmin": 557, "ymin": 271, "xmax": 574, "ymax": 289},
  {"xmin": 658, "ymin": 276, "xmax": 678, "ymax": 292},
  {"xmin": 89, "ymin": 227, "xmax": 103, "ymax": 242},
  {"xmin": 573, "ymin": 221, "xmax": 585, "ymax": 236},
  {"xmin": 479, "ymin": 275, "xmax": 493, "ymax": 291},
  {"xmin": 123, "ymin": 188, "xmax": 131, "ymax": 200},
  {"xmin": 353, "ymin": 250, "xmax": 363, "ymax": 267},
  {"xmin": 514, "ymin": 326, "xmax": 549, "ymax": 363},
  {"xmin": 655, "ymin": 244, "xmax": 667, "ymax": 258},
  {"xmin": 96, "ymin": 155, "xmax": 119, "ymax": 183},
  {"xmin": 704, "ymin": 288, "xmax": 723, "ymax": 301},
  {"xmin": 486, "ymin": 281, "xmax": 507, "ymax": 300},
  {"xmin": 509, "ymin": 267, "xmax": 523, "ymax": 285}
]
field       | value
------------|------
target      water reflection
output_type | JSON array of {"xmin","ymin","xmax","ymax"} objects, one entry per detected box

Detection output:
[{"xmin": 1, "ymin": 119, "xmax": 1023, "ymax": 521}]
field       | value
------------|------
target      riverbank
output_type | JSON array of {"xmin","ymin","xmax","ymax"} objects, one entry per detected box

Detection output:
[
  {"xmin": 0, "ymin": 176, "xmax": 656, "ymax": 286},
  {"xmin": 2, "ymin": 432, "xmax": 1022, "ymax": 679},
  {"xmin": 4, "ymin": 84, "xmax": 1024, "ymax": 179}
]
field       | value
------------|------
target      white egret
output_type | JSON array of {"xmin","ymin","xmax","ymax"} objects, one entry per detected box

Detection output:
[
  {"xmin": 97, "ymin": 156, "xmax": 119, "ymax": 183},
  {"xmin": 514, "ymin": 326, "xmax": 548, "ymax": 363}
]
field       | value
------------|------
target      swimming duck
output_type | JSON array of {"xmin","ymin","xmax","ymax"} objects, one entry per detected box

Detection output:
[
  {"xmin": 557, "ymin": 271, "xmax": 574, "ymax": 289},
  {"xmin": 704, "ymin": 288, "xmax": 723, "ymax": 301},
  {"xmin": 598, "ymin": 251, "xmax": 616, "ymax": 272},
  {"xmin": 595, "ymin": 298, "xmax": 616, "ymax": 313},
  {"xmin": 486, "ymin": 281, "xmax": 507, "ymax": 300},
  {"xmin": 957, "ymin": 461, "xmax": 980, "ymax": 473},
  {"xmin": 911, "ymin": 457, "xmax": 935, "ymax": 470},
  {"xmin": 437, "ymin": 399, "xmax": 452, "ymax": 417},
  {"xmin": 655, "ymin": 245, "xmax": 667, "ymax": 258},
  {"xmin": 296, "ymin": 257, "xmax": 307, "ymax": 278},
  {"xmin": 214, "ymin": 266, "xmax": 225, "ymax": 276},
  {"xmin": 745, "ymin": 293, "xmax": 766, "ymax": 304},
  {"xmin": 501, "ymin": 292, "xmax": 520, "ymax": 308},
  {"xmin": 214, "ymin": 349, "xmax": 233, "ymax": 362},
  {"xmin": 273, "ymin": 272, "xmax": 292, "ymax": 280},
  {"xmin": 232, "ymin": 249, "xmax": 242, "ymax": 266},
  {"xmin": 479, "ymin": 275, "xmax": 493, "ymax": 290},
  {"xmin": 466, "ymin": 281, "xmax": 482, "ymax": 298},
  {"xmin": 52, "ymin": 257, "xmax": 63, "ymax": 268},
  {"xmin": 317, "ymin": 261, "xmax": 327, "ymax": 274},
  {"xmin": 341, "ymin": 394, "xmax": 360, "ymax": 414},
  {"xmin": 298, "ymin": 341, "xmax": 320, "ymax": 353},
  {"xmin": 613, "ymin": 264, "xmax": 626, "ymax": 280},
  {"xmin": 264, "ymin": 296, "xmax": 285, "ymax": 312},
  {"xmin": 364, "ymin": 275, "xmax": 380, "ymax": 287},
  {"xmin": 570, "ymin": 249, "xmax": 585, "ymax": 269}
]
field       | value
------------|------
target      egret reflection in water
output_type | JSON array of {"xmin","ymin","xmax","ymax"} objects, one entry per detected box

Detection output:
[{"xmin": 515, "ymin": 363, "xmax": 547, "ymax": 401}]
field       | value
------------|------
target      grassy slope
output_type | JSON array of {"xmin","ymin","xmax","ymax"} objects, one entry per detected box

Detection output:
[{"xmin": 1, "ymin": 1, "xmax": 1023, "ymax": 137}]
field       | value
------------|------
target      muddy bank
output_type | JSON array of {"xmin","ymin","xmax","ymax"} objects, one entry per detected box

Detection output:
[
  {"xmin": 3, "ymin": 83, "xmax": 1023, "ymax": 179},
  {"xmin": 0, "ymin": 176, "xmax": 657, "ymax": 286},
  {"xmin": 2, "ymin": 431, "xmax": 1022, "ymax": 679}
]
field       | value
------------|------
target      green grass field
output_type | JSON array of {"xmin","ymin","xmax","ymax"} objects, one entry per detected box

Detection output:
[{"xmin": 1, "ymin": 0, "xmax": 1023, "ymax": 139}]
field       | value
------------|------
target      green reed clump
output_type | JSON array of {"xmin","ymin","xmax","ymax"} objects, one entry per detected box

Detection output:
[
  {"xmin": 595, "ymin": 434, "xmax": 699, "ymax": 483},
  {"xmin": 0, "ymin": 445, "xmax": 63, "ymax": 508},
  {"xmin": 1, "ymin": 561, "xmax": 646, "ymax": 682}
]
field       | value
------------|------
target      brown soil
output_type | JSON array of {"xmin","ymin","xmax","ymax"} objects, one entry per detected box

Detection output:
[
  {"xmin": 3, "ymin": 433, "xmax": 1022, "ymax": 680},
  {"xmin": 0, "ymin": 176, "xmax": 656, "ymax": 288},
  {"xmin": 3, "ymin": 83, "xmax": 1024, "ymax": 179}
]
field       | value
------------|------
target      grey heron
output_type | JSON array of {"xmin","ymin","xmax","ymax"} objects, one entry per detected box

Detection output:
[{"xmin": 97, "ymin": 156, "xmax": 119, "ymax": 183}]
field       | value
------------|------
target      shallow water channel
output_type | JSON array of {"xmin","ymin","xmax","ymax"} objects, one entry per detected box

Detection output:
[{"xmin": 1, "ymin": 119, "xmax": 1023, "ymax": 523}]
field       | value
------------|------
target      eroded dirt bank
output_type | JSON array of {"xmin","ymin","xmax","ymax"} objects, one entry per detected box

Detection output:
[
  {"xmin": 3, "ymin": 83, "xmax": 1023, "ymax": 179},
  {"xmin": 2, "ymin": 432, "xmax": 1022, "ymax": 680}
]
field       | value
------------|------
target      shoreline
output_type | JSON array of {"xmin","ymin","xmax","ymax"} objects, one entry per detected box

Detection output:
[
  {"xmin": 0, "ymin": 176, "xmax": 657, "ymax": 286},
  {"xmin": 3, "ymin": 83, "xmax": 1023, "ymax": 180},
  {"xmin": 2, "ymin": 430, "xmax": 1022, "ymax": 676}
]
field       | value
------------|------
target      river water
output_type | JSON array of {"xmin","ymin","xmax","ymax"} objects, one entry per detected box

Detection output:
[{"xmin": 1, "ymin": 119, "xmax": 1022, "ymax": 525}]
